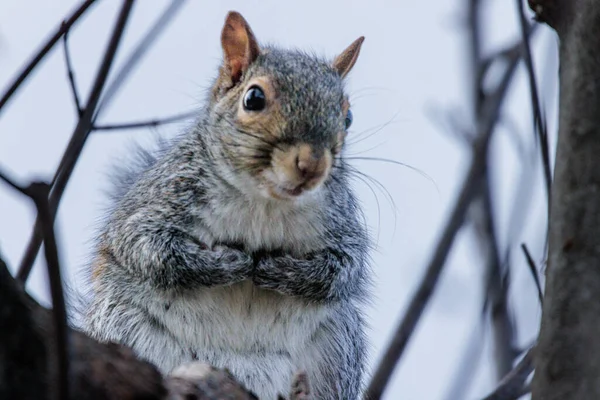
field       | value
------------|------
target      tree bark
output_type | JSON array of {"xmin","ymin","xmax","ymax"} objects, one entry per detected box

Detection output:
[
  {"xmin": 0, "ymin": 256, "xmax": 264, "ymax": 399},
  {"xmin": 530, "ymin": 0, "xmax": 600, "ymax": 398}
]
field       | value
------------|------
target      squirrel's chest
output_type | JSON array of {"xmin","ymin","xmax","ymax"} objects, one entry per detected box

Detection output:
[{"xmin": 194, "ymin": 194, "xmax": 326, "ymax": 254}]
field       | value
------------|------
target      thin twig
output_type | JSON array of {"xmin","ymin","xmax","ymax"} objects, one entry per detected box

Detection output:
[
  {"xmin": 516, "ymin": 0, "xmax": 552, "ymax": 210},
  {"xmin": 481, "ymin": 347, "xmax": 535, "ymax": 400},
  {"xmin": 521, "ymin": 243, "xmax": 544, "ymax": 305},
  {"xmin": 95, "ymin": 0, "xmax": 188, "ymax": 120},
  {"xmin": 25, "ymin": 182, "xmax": 69, "ymax": 400},
  {"xmin": 17, "ymin": 0, "xmax": 136, "ymax": 282},
  {"xmin": 363, "ymin": 20, "xmax": 525, "ymax": 400},
  {"xmin": 93, "ymin": 110, "xmax": 196, "ymax": 131},
  {"xmin": 62, "ymin": 24, "xmax": 83, "ymax": 115},
  {"xmin": 478, "ymin": 179, "xmax": 518, "ymax": 380},
  {"xmin": 0, "ymin": 0, "xmax": 97, "ymax": 116}
]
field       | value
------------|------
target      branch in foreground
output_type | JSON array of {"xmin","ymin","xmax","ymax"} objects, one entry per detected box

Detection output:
[
  {"xmin": 0, "ymin": 0, "xmax": 97, "ymax": 116},
  {"xmin": 17, "ymin": 0, "xmax": 187, "ymax": 280},
  {"xmin": 26, "ymin": 182, "xmax": 69, "ymax": 400},
  {"xmin": 17, "ymin": 0, "xmax": 136, "ymax": 282}
]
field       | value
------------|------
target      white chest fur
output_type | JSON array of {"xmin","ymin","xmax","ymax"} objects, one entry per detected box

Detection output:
[{"xmin": 196, "ymin": 185, "xmax": 327, "ymax": 254}]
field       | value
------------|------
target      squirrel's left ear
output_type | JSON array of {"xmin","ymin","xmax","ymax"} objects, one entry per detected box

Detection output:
[
  {"xmin": 332, "ymin": 36, "xmax": 365, "ymax": 78},
  {"xmin": 220, "ymin": 11, "xmax": 260, "ymax": 86}
]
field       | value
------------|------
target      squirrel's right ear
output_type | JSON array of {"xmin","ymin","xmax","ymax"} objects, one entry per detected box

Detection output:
[
  {"xmin": 332, "ymin": 36, "xmax": 365, "ymax": 78},
  {"xmin": 220, "ymin": 11, "xmax": 260, "ymax": 86}
]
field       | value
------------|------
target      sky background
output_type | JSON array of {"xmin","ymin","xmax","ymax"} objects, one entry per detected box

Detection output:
[{"xmin": 0, "ymin": 1, "xmax": 557, "ymax": 399}]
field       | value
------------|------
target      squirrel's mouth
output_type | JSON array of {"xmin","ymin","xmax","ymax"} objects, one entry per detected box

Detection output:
[{"xmin": 267, "ymin": 183, "xmax": 307, "ymax": 200}]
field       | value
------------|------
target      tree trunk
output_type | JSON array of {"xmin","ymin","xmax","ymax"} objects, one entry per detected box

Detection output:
[{"xmin": 531, "ymin": 0, "xmax": 600, "ymax": 398}]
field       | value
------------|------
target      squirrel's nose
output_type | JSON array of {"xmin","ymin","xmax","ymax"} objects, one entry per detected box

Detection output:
[
  {"xmin": 296, "ymin": 153, "xmax": 320, "ymax": 180},
  {"xmin": 295, "ymin": 145, "xmax": 330, "ymax": 183}
]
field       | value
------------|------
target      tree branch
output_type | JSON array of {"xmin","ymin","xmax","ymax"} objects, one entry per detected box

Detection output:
[
  {"xmin": 93, "ymin": 110, "xmax": 196, "ymax": 131},
  {"xmin": 0, "ymin": 0, "xmax": 97, "ymax": 116},
  {"xmin": 482, "ymin": 347, "xmax": 535, "ymax": 400},
  {"xmin": 363, "ymin": 38, "xmax": 524, "ymax": 400},
  {"xmin": 62, "ymin": 25, "xmax": 83, "ymax": 115},
  {"xmin": 17, "ymin": 0, "xmax": 136, "ymax": 282}
]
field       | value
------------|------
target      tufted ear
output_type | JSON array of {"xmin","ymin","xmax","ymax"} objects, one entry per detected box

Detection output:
[
  {"xmin": 332, "ymin": 36, "xmax": 364, "ymax": 78},
  {"xmin": 220, "ymin": 11, "xmax": 260, "ymax": 86}
]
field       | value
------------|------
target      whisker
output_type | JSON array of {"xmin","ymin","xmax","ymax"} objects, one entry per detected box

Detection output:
[{"xmin": 344, "ymin": 156, "xmax": 440, "ymax": 196}]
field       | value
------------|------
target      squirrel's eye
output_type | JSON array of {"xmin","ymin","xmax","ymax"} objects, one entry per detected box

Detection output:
[
  {"xmin": 345, "ymin": 109, "xmax": 353, "ymax": 130},
  {"xmin": 243, "ymin": 86, "xmax": 266, "ymax": 111}
]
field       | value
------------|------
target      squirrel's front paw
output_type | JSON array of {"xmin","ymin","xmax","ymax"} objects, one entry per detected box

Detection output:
[{"xmin": 213, "ymin": 245, "xmax": 253, "ymax": 277}]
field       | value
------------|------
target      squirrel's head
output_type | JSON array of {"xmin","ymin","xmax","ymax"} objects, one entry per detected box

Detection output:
[{"xmin": 206, "ymin": 11, "xmax": 363, "ymax": 202}]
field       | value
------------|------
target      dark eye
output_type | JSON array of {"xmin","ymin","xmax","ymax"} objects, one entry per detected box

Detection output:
[
  {"xmin": 345, "ymin": 109, "xmax": 353, "ymax": 130},
  {"xmin": 243, "ymin": 86, "xmax": 266, "ymax": 111}
]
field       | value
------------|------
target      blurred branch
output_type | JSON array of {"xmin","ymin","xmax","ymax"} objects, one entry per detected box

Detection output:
[
  {"xmin": 17, "ymin": 0, "xmax": 136, "ymax": 282},
  {"xmin": 481, "ymin": 347, "xmax": 535, "ymax": 400},
  {"xmin": 93, "ymin": 110, "xmax": 196, "ymax": 131},
  {"xmin": 516, "ymin": 0, "xmax": 552, "ymax": 211},
  {"xmin": 95, "ymin": 0, "xmax": 187, "ymax": 120},
  {"xmin": 363, "ymin": 34, "xmax": 525, "ymax": 400},
  {"xmin": 0, "ymin": 0, "xmax": 97, "ymax": 116},
  {"xmin": 476, "ymin": 181, "xmax": 518, "ymax": 380},
  {"xmin": 62, "ymin": 25, "xmax": 83, "ymax": 115},
  {"xmin": 442, "ymin": 309, "xmax": 487, "ymax": 400}
]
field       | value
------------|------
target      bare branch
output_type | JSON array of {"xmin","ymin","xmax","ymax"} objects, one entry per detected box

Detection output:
[
  {"xmin": 363, "ymin": 4, "xmax": 527, "ymax": 396},
  {"xmin": 62, "ymin": 24, "xmax": 82, "ymax": 115},
  {"xmin": 16, "ymin": 0, "xmax": 189, "ymax": 280},
  {"xmin": 95, "ymin": 0, "xmax": 188, "ymax": 120},
  {"xmin": 521, "ymin": 243, "xmax": 543, "ymax": 305},
  {"xmin": 516, "ymin": 0, "xmax": 552, "ymax": 210},
  {"xmin": 0, "ymin": 0, "xmax": 97, "ymax": 116},
  {"xmin": 481, "ymin": 347, "xmax": 535, "ymax": 400},
  {"xmin": 364, "ymin": 47, "xmax": 523, "ymax": 400},
  {"xmin": 93, "ymin": 110, "xmax": 196, "ymax": 131},
  {"xmin": 24, "ymin": 182, "xmax": 69, "ymax": 400},
  {"xmin": 477, "ymin": 182, "xmax": 518, "ymax": 380},
  {"xmin": 17, "ymin": 0, "xmax": 136, "ymax": 282}
]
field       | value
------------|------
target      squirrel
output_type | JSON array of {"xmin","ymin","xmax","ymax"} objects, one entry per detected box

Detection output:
[{"xmin": 84, "ymin": 11, "xmax": 371, "ymax": 400}]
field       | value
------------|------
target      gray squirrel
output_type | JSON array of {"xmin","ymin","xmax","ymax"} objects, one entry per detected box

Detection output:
[{"xmin": 84, "ymin": 11, "xmax": 371, "ymax": 400}]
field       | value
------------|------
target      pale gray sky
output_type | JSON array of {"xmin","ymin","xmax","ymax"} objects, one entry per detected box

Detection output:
[{"xmin": 0, "ymin": 1, "xmax": 556, "ymax": 399}]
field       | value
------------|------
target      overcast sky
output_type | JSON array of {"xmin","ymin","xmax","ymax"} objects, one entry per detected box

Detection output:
[{"xmin": 0, "ymin": 1, "xmax": 557, "ymax": 399}]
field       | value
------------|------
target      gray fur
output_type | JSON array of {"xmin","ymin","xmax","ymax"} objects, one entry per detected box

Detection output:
[{"xmin": 84, "ymin": 37, "xmax": 371, "ymax": 399}]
